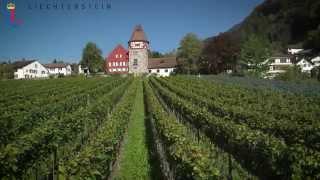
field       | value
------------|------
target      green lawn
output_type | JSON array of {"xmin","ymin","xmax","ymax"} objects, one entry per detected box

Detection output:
[{"xmin": 115, "ymin": 79, "xmax": 151, "ymax": 179}]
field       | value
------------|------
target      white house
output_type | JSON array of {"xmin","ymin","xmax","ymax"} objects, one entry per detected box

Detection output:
[
  {"xmin": 44, "ymin": 63, "xmax": 72, "ymax": 76},
  {"xmin": 13, "ymin": 60, "xmax": 49, "ymax": 79},
  {"xmin": 78, "ymin": 64, "xmax": 90, "ymax": 75},
  {"xmin": 148, "ymin": 57, "xmax": 177, "ymax": 77},
  {"xmin": 296, "ymin": 59, "xmax": 314, "ymax": 73},
  {"xmin": 311, "ymin": 56, "xmax": 320, "ymax": 67},
  {"xmin": 264, "ymin": 56, "xmax": 293, "ymax": 78}
]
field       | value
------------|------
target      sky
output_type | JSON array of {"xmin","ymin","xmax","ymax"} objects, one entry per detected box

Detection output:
[{"xmin": 0, "ymin": 0, "xmax": 263, "ymax": 63}]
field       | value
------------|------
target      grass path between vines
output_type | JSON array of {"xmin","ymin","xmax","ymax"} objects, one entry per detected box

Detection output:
[{"xmin": 113, "ymin": 80, "xmax": 151, "ymax": 179}]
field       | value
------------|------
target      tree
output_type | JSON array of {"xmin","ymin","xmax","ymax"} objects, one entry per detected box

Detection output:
[
  {"xmin": 275, "ymin": 65, "xmax": 310, "ymax": 82},
  {"xmin": 149, "ymin": 51, "xmax": 164, "ymax": 58},
  {"xmin": 52, "ymin": 59, "xmax": 64, "ymax": 64},
  {"xmin": 80, "ymin": 42, "xmax": 104, "ymax": 73},
  {"xmin": 163, "ymin": 49, "xmax": 177, "ymax": 57},
  {"xmin": 304, "ymin": 27, "xmax": 320, "ymax": 53},
  {"xmin": 200, "ymin": 33, "xmax": 240, "ymax": 74},
  {"xmin": 311, "ymin": 66, "xmax": 320, "ymax": 81},
  {"xmin": 239, "ymin": 34, "xmax": 272, "ymax": 77},
  {"xmin": 177, "ymin": 33, "xmax": 202, "ymax": 74},
  {"xmin": 0, "ymin": 62, "xmax": 14, "ymax": 79}
]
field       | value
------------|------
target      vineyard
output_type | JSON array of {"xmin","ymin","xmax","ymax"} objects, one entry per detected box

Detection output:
[{"xmin": 0, "ymin": 76, "xmax": 319, "ymax": 179}]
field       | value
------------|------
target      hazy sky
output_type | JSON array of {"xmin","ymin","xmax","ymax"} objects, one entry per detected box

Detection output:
[{"xmin": 0, "ymin": 0, "xmax": 263, "ymax": 63}]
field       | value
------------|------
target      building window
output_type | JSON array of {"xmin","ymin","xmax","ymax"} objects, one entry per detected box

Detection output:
[
  {"xmin": 157, "ymin": 69, "xmax": 160, "ymax": 73},
  {"xmin": 109, "ymin": 62, "xmax": 112, "ymax": 67},
  {"xmin": 165, "ymin": 69, "xmax": 168, "ymax": 72},
  {"xmin": 116, "ymin": 54, "xmax": 119, "ymax": 58},
  {"xmin": 149, "ymin": 70, "xmax": 151, "ymax": 73},
  {"xmin": 280, "ymin": 59, "xmax": 286, "ymax": 63},
  {"xmin": 42, "ymin": 71, "xmax": 46, "ymax": 74},
  {"xmin": 35, "ymin": 64, "xmax": 38, "ymax": 68},
  {"xmin": 122, "ymin": 68, "xmax": 125, "ymax": 71},
  {"xmin": 116, "ymin": 62, "xmax": 118, "ymax": 66},
  {"xmin": 133, "ymin": 59, "xmax": 138, "ymax": 65},
  {"xmin": 59, "ymin": 68, "xmax": 62, "ymax": 71}
]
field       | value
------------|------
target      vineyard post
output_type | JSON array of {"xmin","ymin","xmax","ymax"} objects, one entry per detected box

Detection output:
[
  {"xmin": 35, "ymin": 161, "xmax": 39, "ymax": 180},
  {"xmin": 52, "ymin": 145, "xmax": 58, "ymax": 180},
  {"xmin": 228, "ymin": 153, "xmax": 232, "ymax": 180}
]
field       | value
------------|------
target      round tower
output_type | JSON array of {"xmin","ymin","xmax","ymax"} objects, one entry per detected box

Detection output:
[{"xmin": 128, "ymin": 25, "xmax": 149, "ymax": 75}]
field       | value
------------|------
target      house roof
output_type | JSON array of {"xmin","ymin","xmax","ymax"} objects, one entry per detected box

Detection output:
[
  {"xmin": 12, "ymin": 60, "xmax": 36, "ymax": 69},
  {"xmin": 129, "ymin": 25, "xmax": 148, "ymax": 42},
  {"xmin": 297, "ymin": 59, "xmax": 314, "ymax": 65},
  {"xmin": 106, "ymin": 44, "xmax": 129, "ymax": 62},
  {"xmin": 148, "ymin": 57, "xmax": 177, "ymax": 69},
  {"xmin": 295, "ymin": 49, "xmax": 313, "ymax": 55},
  {"xmin": 44, "ymin": 63, "xmax": 69, "ymax": 68}
]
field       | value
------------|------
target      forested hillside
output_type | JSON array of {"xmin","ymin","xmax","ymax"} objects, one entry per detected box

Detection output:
[
  {"xmin": 229, "ymin": 0, "xmax": 320, "ymax": 49},
  {"xmin": 198, "ymin": 0, "xmax": 320, "ymax": 74}
]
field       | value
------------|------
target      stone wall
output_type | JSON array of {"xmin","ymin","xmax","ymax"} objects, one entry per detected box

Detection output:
[{"xmin": 128, "ymin": 49, "xmax": 148, "ymax": 75}]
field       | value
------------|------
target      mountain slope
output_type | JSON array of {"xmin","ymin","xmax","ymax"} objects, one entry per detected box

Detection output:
[{"xmin": 227, "ymin": 0, "xmax": 320, "ymax": 49}]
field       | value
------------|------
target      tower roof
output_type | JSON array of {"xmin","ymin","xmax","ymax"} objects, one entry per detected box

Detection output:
[{"xmin": 129, "ymin": 25, "xmax": 149, "ymax": 42}]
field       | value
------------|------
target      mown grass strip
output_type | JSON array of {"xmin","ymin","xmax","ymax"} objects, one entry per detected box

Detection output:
[{"xmin": 115, "ymin": 79, "xmax": 151, "ymax": 180}]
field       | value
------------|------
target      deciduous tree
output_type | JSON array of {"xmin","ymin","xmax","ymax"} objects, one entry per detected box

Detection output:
[
  {"xmin": 200, "ymin": 33, "xmax": 240, "ymax": 74},
  {"xmin": 80, "ymin": 42, "xmax": 104, "ymax": 73},
  {"xmin": 177, "ymin": 33, "xmax": 202, "ymax": 74},
  {"xmin": 239, "ymin": 34, "xmax": 272, "ymax": 77}
]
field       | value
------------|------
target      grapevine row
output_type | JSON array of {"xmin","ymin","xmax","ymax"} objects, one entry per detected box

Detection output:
[
  {"xmin": 150, "ymin": 77, "xmax": 320, "ymax": 179},
  {"xmin": 156, "ymin": 77, "xmax": 320, "ymax": 150}
]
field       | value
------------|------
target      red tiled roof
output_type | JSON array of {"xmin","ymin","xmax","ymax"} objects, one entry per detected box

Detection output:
[
  {"xmin": 148, "ymin": 57, "xmax": 177, "ymax": 69},
  {"xmin": 129, "ymin": 25, "xmax": 148, "ymax": 42},
  {"xmin": 106, "ymin": 44, "xmax": 129, "ymax": 62}
]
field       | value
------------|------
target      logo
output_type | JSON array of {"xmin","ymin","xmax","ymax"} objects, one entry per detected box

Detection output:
[
  {"xmin": 1, "ymin": 1, "xmax": 23, "ymax": 27},
  {"xmin": 27, "ymin": 0, "xmax": 112, "ymax": 11}
]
